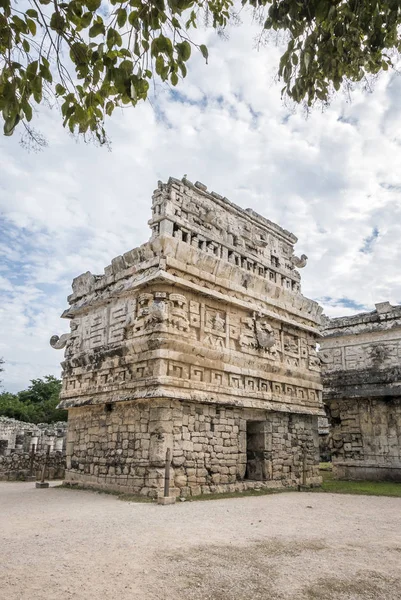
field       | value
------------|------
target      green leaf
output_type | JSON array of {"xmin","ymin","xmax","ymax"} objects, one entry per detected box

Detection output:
[
  {"xmin": 151, "ymin": 35, "xmax": 173, "ymax": 57},
  {"xmin": 26, "ymin": 9, "xmax": 38, "ymax": 18},
  {"xmin": 128, "ymin": 10, "xmax": 139, "ymax": 28},
  {"xmin": 170, "ymin": 72, "xmax": 178, "ymax": 86},
  {"xmin": 117, "ymin": 8, "xmax": 127, "ymax": 27},
  {"xmin": 315, "ymin": 0, "xmax": 330, "ymax": 22},
  {"xmin": 89, "ymin": 21, "xmax": 105, "ymax": 37},
  {"xmin": 80, "ymin": 12, "xmax": 93, "ymax": 28},
  {"xmin": 32, "ymin": 76, "xmax": 43, "ymax": 103},
  {"xmin": 50, "ymin": 12, "xmax": 65, "ymax": 32},
  {"xmin": 155, "ymin": 55, "xmax": 164, "ymax": 76},
  {"xmin": 12, "ymin": 15, "xmax": 28, "ymax": 32},
  {"xmin": 22, "ymin": 39, "xmax": 30, "ymax": 53},
  {"xmin": 70, "ymin": 42, "xmax": 88, "ymax": 65},
  {"xmin": 199, "ymin": 44, "xmax": 208, "ymax": 62},
  {"xmin": 55, "ymin": 83, "xmax": 66, "ymax": 95},
  {"xmin": 40, "ymin": 63, "xmax": 53, "ymax": 83},
  {"xmin": 26, "ymin": 18, "xmax": 36, "ymax": 35},
  {"xmin": 178, "ymin": 61, "xmax": 187, "ymax": 77},
  {"xmin": 107, "ymin": 28, "xmax": 122, "ymax": 48},
  {"xmin": 119, "ymin": 59, "xmax": 133, "ymax": 74},
  {"xmin": 26, "ymin": 60, "xmax": 38, "ymax": 79},
  {"xmin": 86, "ymin": 0, "xmax": 102, "ymax": 11},
  {"xmin": 176, "ymin": 40, "xmax": 191, "ymax": 62},
  {"xmin": 4, "ymin": 114, "xmax": 20, "ymax": 136},
  {"xmin": 22, "ymin": 101, "xmax": 33, "ymax": 121},
  {"xmin": 105, "ymin": 100, "xmax": 114, "ymax": 115}
]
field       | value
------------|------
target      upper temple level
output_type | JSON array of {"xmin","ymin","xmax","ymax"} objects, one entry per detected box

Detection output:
[
  {"xmin": 66, "ymin": 177, "xmax": 321, "ymax": 329},
  {"xmin": 149, "ymin": 177, "xmax": 303, "ymax": 293}
]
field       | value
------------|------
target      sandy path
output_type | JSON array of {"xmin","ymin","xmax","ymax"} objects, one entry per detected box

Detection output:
[{"xmin": 1, "ymin": 482, "xmax": 401, "ymax": 600}]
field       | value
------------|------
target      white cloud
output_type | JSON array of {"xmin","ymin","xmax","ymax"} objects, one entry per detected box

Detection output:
[{"xmin": 0, "ymin": 13, "xmax": 400, "ymax": 391}]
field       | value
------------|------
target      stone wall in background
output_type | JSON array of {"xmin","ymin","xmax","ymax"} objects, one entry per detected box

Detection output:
[
  {"xmin": 320, "ymin": 302, "xmax": 401, "ymax": 481},
  {"xmin": 0, "ymin": 449, "xmax": 66, "ymax": 481},
  {"xmin": 0, "ymin": 417, "xmax": 67, "ymax": 480},
  {"xmin": 0, "ymin": 417, "xmax": 67, "ymax": 455},
  {"xmin": 327, "ymin": 397, "xmax": 401, "ymax": 481}
]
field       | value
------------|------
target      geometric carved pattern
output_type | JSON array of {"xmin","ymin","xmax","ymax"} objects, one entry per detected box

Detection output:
[{"xmin": 56, "ymin": 177, "xmax": 323, "ymax": 417}]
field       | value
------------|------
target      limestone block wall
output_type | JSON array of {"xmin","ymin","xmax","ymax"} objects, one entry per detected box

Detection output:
[
  {"xmin": 329, "ymin": 397, "xmax": 401, "ymax": 481},
  {"xmin": 321, "ymin": 302, "xmax": 401, "ymax": 481},
  {"xmin": 64, "ymin": 399, "xmax": 320, "ymax": 497},
  {"xmin": 0, "ymin": 450, "xmax": 66, "ymax": 481},
  {"xmin": 0, "ymin": 417, "xmax": 67, "ymax": 455}
]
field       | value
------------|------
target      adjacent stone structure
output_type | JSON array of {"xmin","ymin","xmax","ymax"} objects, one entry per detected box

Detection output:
[
  {"xmin": 0, "ymin": 417, "xmax": 67, "ymax": 480},
  {"xmin": 0, "ymin": 417, "xmax": 67, "ymax": 455},
  {"xmin": 53, "ymin": 177, "xmax": 324, "ymax": 497},
  {"xmin": 320, "ymin": 302, "xmax": 401, "ymax": 481}
]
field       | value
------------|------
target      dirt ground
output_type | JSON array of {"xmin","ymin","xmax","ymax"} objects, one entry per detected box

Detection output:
[{"xmin": 1, "ymin": 482, "xmax": 401, "ymax": 600}]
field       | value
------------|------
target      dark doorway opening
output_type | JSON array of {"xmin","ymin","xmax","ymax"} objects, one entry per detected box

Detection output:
[{"xmin": 246, "ymin": 421, "xmax": 272, "ymax": 481}]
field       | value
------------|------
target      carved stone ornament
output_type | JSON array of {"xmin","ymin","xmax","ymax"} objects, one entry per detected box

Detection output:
[
  {"xmin": 290, "ymin": 254, "xmax": 308, "ymax": 269},
  {"xmin": 255, "ymin": 321, "xmax": 276, "ymax": 350},
  {"xmin": 318, "ymin": 350, "xmax": 332, "ymax": 364},
  {"xmin": 50, "ymin": 333, "xmax": 71, "ymax": 350}
]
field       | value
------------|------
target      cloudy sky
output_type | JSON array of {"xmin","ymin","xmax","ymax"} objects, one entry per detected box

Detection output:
[{"xmin": 1, "ymin": 12, "xmax": 401, "ymax": 393}]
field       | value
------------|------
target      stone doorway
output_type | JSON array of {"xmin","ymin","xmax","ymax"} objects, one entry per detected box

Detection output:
[{"xmin": 245, "ymin": 421, "xmax": 272, "ymax": 481}]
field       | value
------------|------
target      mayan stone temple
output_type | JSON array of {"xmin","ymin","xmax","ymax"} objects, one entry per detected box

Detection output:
[
  {"xmin": 52, "ymin": 177, "xmax": 324, "ymax": 497},
  {"xmin": 321, "ymin": 302, "xmax": 401, "ymax": 482}
]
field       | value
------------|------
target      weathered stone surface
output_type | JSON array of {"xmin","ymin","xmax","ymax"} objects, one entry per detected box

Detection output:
[
  {"xmin": 0, "ymin": 449, "xmax": 66, "ymax": 481},
  {"xmin": 0, "ymin": 417, "xmax": 67, "ymax": 481},
  {"xmin": 53, "ymin": 176, "xmax": 323, "ymax": 496},
  {"xmin": 0, "ymin": 417, "xmax": 67, "ymax": 454},
  {"xmin": 320, "ymin": 302, "xmax": 401, "ymax": 481}
]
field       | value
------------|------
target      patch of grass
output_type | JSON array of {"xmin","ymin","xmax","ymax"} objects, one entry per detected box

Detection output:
[
  {"xmin": 56, "ymin": 482, "xmax": 154, "ymax": 502},
  {"xmin": 317, "ymin": 471, "xmax": 401, "ymax": 498},
  {"xmin": 118, "ymin": 493, "xmax": 154, "ymax": 503},
  {"xmin": 304, "ymin": 571, "xmax": 401, "ymax": 599},
  {"xmin": 319, "ymin": 462, "xmax": 332, "ymax": 471},
  {"xmin": 187, "ymin": 487, "xmax": 287, "ymax": 502}
]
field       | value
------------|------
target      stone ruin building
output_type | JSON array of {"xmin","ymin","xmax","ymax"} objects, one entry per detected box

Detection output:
[
  {"xmin": 52, "ymin": 176, "xmax": 324, "ymax": 498},
  {"xmin": 0, "ymin": 417, "xmax": 67, "ymax": 480},
  {"xmin": 0, "ymin": 417, "xmax": 67, "ymax": 455},
  {"xmin": 320, "ymin": 302, "xmax": 401, "ymax": 482}
]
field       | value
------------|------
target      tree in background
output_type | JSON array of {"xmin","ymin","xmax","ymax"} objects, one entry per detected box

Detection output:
[
  {"xmin": 0, "ymin": 374, "xmax": 67, "ymax": 423},
  {"xmin": 1, "ymin": 0, "xmax": 400, "ymax": 145}
]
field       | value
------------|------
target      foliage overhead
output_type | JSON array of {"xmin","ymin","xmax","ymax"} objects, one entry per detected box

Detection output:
[
  {"xmin": 0, "ymin": 0, "xmax": 400, "ymax": 143},
  {"xmin": 0, "ymin": 375, "xmax": 67, "ymax": 423}
]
